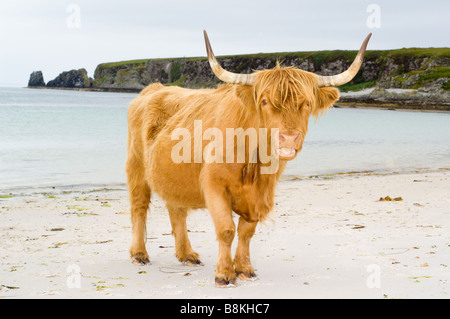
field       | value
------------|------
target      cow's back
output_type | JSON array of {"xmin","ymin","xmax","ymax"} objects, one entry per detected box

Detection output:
[{"xmin": 127, "ymin": 84, "xmax": 189, "ymax": 161}]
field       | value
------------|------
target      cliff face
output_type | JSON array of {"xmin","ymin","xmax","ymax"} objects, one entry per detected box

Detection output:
[
  {"xmin": 92, "ymin": 58, "xmax": 219, "ymax": 90},
  {"xmin": 91, "ymin": 48, "xmax": 449, "ymax": 94}
]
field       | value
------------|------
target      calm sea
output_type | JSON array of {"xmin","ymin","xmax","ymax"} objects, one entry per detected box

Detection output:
[{"xmin": 1, "ymin": 87, "xmax": 449, "ymax": 191}]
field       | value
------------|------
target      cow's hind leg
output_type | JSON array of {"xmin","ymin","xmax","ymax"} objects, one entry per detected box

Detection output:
[
  {"xmin": 127, "ymin": 158, "xmax": 151, "ymax": 265},
  {"xmin": 167, "ymin": 204, "xmax": 202, "ymax": 266},
  {"xmin": 234, "ymin": 217, "xmax": 258, "ymax": 280}
]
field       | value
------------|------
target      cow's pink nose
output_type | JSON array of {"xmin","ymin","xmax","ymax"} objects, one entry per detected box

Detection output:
[{"xmin": 279, "ymin": 132, "xmax": 301, "ymax": 146}]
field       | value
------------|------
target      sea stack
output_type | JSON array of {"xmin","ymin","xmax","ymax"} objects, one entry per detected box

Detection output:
[{"xmin": 28, "ymin": 71, "xmax": 46, "ymax": 87}]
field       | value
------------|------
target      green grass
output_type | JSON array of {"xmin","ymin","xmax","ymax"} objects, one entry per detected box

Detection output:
[
  {"xmin": 392, "ymin": 66, "xmax": 450, "ymax": 90},
  {"xmin": 418, "ymin": 66, "xmax": 450, "ymax": 82},
  {"xmin": 98, "ymin": 59, "xmax": 149, "ymax": 69},
  {"xmin": 170, "ymin": 62, "xmax": 184, "ymax": 82},
  {"xmin": 338, "ymin": 80, "xmax": 376, "ymax": 92},
  {"xmin": 384, "ymin": 47, "xmax": 450, "ymax": 59},
  {"xmin": 420, "ymin": 66, "xmax": 450, "ymax": 91},
  {"xmin": 166, "ymin": 75, "xmax": 187, "ymax": 87}
]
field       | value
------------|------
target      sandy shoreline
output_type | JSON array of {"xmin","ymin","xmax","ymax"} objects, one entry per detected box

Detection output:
[{"xmin": 1, "ymin": 169, "xmax": 449, "ymax": 299}]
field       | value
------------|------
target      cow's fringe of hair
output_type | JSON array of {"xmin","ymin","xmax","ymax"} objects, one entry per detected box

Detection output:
[
  {"xmin": 219, "ymin": 63, "xmax": 332, "ymax": 132},
  {"xmin": 252, "ymin": 62, "xmax": 319, "ymax": 113}
]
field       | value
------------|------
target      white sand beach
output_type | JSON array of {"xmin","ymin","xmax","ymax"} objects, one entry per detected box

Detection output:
[{"xmin": 1, "ymin": 169, "xmax": 449, "ymax": 299}]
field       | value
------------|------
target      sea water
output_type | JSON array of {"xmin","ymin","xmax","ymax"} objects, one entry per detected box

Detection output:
[
  {"xmin": 0, "ymin": 87, "xmax": 133, "ymax": 191},
  {"xmin": 1, "ymin": 87, "xmax": 449, "ymax": 191}
]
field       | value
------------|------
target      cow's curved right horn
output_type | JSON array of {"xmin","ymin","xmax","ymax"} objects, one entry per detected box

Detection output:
[
  {"xmin": 203, "ymin": 30, "xmax": 255, "ymax": 86},
  {"xmin": 316, "ymin": 33, "xmax": 372, "ymax": 87}
]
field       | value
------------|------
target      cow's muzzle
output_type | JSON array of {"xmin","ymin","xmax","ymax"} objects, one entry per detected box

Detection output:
[{"xmin": 277, "ymin": 132, "xmax": 302, "ymax": 160}]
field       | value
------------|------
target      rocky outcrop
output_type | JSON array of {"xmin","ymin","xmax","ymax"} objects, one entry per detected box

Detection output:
[
  {"xmin": 28, "ymin": 71, "xmax": 45, "ymax": 87},
  {"xmin": 46, "ymin": 69, "xmax": 92, "ymax": 88},
  {"xmin": 92, "ymin": 59, "xmax": 219, "ymax": 90},
  {"xmin": 339, "ymin": 88, "xmax": 450, "ymax": 111}
]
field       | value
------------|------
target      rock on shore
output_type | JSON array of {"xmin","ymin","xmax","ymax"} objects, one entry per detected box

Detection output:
[{"xmin": 339, "ymin": 88, "xmax": 450, "ymax": 111}]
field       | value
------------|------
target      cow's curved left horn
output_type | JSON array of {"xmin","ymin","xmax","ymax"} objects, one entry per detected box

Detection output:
[
  {"xmin": 317, "ymin": 33, "xmax": 372, "ymax": 87},
  {"xmin": 203, "ymin": 30, "xmax": 255, "ymax": 86}
]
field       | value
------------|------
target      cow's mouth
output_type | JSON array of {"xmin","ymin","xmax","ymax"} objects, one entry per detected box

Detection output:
[{"xmin": 276, "ymin": 147, "xmax": 296, "ymax": 159}]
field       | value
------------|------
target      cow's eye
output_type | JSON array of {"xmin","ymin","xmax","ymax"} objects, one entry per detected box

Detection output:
[{"xmin": 262, "ymin": 99, "xmax": 268, "ymax": 105}]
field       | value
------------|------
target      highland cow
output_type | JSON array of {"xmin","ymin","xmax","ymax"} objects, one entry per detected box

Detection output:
[{"xmin": 126, "ymin": 30, "xmax": 371, "ymax": 287}]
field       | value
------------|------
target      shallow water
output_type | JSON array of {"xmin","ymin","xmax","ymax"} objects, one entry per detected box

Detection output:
[
  {"xmin": 1, "ymin": 87, "xmax": 449, "ymax": 191},
  {"xmin": 0, "ymin": 88, "xmax": 134, "ymax": 191},
  {"xmin": 288, "ymin": 106, "xmax": 450, "ymax": 176}
]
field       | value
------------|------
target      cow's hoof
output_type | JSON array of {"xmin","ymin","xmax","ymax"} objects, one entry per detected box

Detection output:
[
  {"xmin": 183, "ymin": 258, "xmax": 204, "ymax": 267},
  {"xmin": 131, "ymin": 253, "xmax": 151, "ymax": 265},
  {"xmin": 236, "ymin": 271, "xmax": 258, "ymax": 281},
  {"xmin": 215, "ymin": 277, "xmax": 238, "ymax": 288}
]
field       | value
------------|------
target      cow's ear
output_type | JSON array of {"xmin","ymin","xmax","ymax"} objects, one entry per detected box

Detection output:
[
  {"xmin": 235, "ymin": 85, "xmax": 256, "ymax": 109},
  {"xmin": 312, "ymin": 87, "xmax": 340, "ymax": 117}
]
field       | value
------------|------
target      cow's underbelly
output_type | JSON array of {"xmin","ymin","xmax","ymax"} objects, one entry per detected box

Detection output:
[{"xmin": 147, "ymin": 139, "xmax": 206, "ymax": 209}]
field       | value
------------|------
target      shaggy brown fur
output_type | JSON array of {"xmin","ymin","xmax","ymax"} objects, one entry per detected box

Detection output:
[{"xmin": 126, "ymin": 64, "xmax": 339, "ymax": 286}]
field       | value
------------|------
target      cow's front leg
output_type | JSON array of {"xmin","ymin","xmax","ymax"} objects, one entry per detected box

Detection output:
[
  {"xmin": 203, "ymin": 184, "xmax": 237, "ymax": 287},
  {"xmin": 234, "ymin": 216, "xmax": 258, "ymax": 280}
]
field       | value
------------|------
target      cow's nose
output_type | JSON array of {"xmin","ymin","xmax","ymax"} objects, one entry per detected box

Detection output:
[{"xmin": 279, "ymin": 132, "xmax": 302, "ymax": 146}]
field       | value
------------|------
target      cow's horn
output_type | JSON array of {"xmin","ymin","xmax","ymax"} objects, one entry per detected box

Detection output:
[
  {"xmin": 316, "ymin": 33, "xmax": 372, "ymax": 87},
  {"xmin": 203, "ymin": 30, "xmax": 255, "ymax": 86}
]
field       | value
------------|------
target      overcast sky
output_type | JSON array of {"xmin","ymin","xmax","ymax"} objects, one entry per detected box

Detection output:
[{"xmin": 0, "ymin": 0, "xmax": 448, "ymax": 87}]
